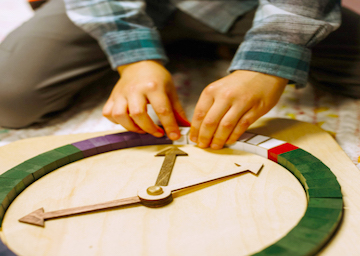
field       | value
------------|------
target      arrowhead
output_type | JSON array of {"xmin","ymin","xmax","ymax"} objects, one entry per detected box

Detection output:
[
  {"xmin": 156, "ymin": 146, "xmax": 188, "ymax": 157},
  {"xmin": 235, "ymin": 163, "xmax": 263, "ymax": 175},
  {"xmin": 19, "ymin": 208, "xmax": 45, "ymax": 227}
]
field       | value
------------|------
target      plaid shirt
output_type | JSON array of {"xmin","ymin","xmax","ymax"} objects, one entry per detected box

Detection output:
[{"xmin": 63, "ymin": 0, "xmax": 341, "ymax": 87}]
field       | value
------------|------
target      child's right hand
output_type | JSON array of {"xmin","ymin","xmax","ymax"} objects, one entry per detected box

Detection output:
[{"xmin": 102, "ymin": 60, "xmax": 190, "ymax": 140}]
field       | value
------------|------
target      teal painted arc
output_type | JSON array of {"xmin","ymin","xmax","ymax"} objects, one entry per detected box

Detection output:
[{"xmin": 0, "ymin": 131, "xmax": 343, "ymax": 256}]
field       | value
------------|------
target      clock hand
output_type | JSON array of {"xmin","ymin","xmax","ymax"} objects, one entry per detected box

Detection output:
[
  {"xmin": 19, "ymin": 196, "xmax": 141, "ymax": 227},
  {"xmin": 138, "ymin": 163, "xmax": 263, "ymax": 208},
  {"xmin": 154, "ymin": 147, "xmax": 188, "ymax": 186},
  {"xmin": 169, "ymin": 163, "xmax": 263, "ymax": 192},
  {"xmin": 19, "ymin": 146, "xmax": 188, "ymax": 227},
  {"xmin": 19, "ymin": 163, "xmax": 262, "ymax": 227}
]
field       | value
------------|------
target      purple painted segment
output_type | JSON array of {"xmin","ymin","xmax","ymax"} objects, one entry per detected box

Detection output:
[
  {"xmin": 154, "ymin": 135, "xmax": 173, "ymax": 145},
  {"xmin": 139, "ymin": 133, "xmax": 160, "ymax": 146},
  {"xmin": 72, "ymin": 140, "xmax": 98, "ymax": 157},
  {"xmin": 139, "ymin": 133, "xmax": 172, "ymax": 146},
  {"xmin": 72, "ymin": 132, "xmax": 174, "ymax": 158},
  {"xmin": 89, "ymin": 136, "xmax": 112, "ymax": 154},
  {"xmin": 122, "ymin": 132, "xmax": 143, "ymax": 147},
  {"xmin": 105, "ymin": 133, "xmax": 128, "ymax": 150}
]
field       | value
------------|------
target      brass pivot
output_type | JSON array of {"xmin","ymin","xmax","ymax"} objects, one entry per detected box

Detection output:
[{"xmin": 146, "ymin": 186, "xmax": 164, "ymax": 195}]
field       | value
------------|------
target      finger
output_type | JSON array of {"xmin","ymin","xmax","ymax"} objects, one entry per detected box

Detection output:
[
  {"xmin": 103, "ymin": 98, "xmax": 144, "ymax": 133},
  {"xmin": 196, "ymin": 100, "xmax": 231, "ymax": 148},
  {"xmin": 148, "ymin": 93, "xmax": 180, "ymax": 140},
  {"xmin": 102, "ymin": 99, "xmax": 117, "ymax": 124},
  {"xmin": 128, "ymin": 95, "xmax": 164, "ymax": 137},
  {"xmin": 209, "ymin": 104, "xmax": 251, "ymax": 149},
  {"xmin": 189, "ymin": 94, "xmax": 214, "ymax": 144},
  {"xmin": 111, "ymin": 97, "xmax": 145, "ymax": 133},
  {"xmin": 226, "ymin": 109, "xmax": 259, "ymax": 144}
]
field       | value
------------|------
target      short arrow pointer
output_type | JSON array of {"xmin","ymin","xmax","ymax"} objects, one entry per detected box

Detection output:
[{"xmin": 155, "ymin": 147, "xmax": 188, "ymax": 186}]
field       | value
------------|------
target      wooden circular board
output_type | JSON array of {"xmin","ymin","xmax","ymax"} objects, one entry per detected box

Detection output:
[{"xmin": 0, "ymin": 118, "xmax": 358, "ymax": 256}]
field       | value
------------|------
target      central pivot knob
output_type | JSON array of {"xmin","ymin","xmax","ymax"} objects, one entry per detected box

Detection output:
[{"xmin": 146, "ymin": 186, "xmax": 164, "ymax": 195}]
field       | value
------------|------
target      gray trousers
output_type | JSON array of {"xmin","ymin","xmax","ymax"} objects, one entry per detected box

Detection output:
[{"xmin": 0, "ymin": 0, "xmax": 358, "ymax": 128}]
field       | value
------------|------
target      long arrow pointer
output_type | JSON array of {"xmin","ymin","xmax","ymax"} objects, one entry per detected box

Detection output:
[
  {"xmin": 169, "ymin": 163, "xmax": 263, "ymax": 192},
  {"xmin": 154, "ymin": 147, "xmax": 188, "ymax": 186}
]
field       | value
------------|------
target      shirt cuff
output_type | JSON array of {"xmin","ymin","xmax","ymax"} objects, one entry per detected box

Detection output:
[
  {"xmin": 228, "ymin": 40, "xmax": 311, "ymax": 88},
  {"xmin": 98, "ymin": 28, "xmax": 168, "ymax": 70}
]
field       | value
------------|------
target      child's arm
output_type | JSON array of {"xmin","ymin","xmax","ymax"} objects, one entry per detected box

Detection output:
[
  {"xmin": 189, "ymin": 70, "xmax": 288, "ymax": 149},
  {"xmin": 102, "ymin": 60, "xmax": 190, "ymax": 141}
]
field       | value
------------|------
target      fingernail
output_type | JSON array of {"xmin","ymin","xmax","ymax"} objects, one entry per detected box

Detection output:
[
  {"xmin": 198, "ymin": 142, "xmax": 207, "ymax": 148},
  {"xmin": 210, "ymin": 144, "xmax": 221, "ymax": 149},
  {"xmin": 155, "ymin": 127, "xmax": 164, "ymax": 137},
  {"xmin": 154, "ymin": 132, "xmax": 164, "ymax": 137},
  {"xmin": 169, "ymin": 132, "xmax": 180, "ymax": 140},
  {"xmin": 190, "ymin": 136, "xmax": 197, "ymax": 143}
]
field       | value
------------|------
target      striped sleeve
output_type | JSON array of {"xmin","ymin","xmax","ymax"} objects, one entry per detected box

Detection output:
[{"xmin": 229, "ymin": 0, "xmax": 341, "ymax": 87}]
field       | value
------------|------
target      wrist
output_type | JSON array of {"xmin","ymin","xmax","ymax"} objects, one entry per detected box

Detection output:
[
  {"xmin": 231, "ymin": 70, "xmax": 289, "ymax": 86},
  {"xmin": 117, "ymin": 60, "xmax": 164, "ymax": 75}
]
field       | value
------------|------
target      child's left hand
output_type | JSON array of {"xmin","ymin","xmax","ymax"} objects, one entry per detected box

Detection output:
[{"xmin": 189, "ymin": 70, "xmax": 288, "ymax": 149}]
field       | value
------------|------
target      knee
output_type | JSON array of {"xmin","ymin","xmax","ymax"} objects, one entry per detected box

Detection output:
[
  {"xmin": 0, "ymin": 85, "xmax": 44, "ymax": 128},
  {"xmin": 0, "ymin": 48, "xmax": 54, "ymax": 128}
]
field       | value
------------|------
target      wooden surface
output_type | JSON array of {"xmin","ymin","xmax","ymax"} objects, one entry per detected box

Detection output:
[{"xmin": 0, "ymin": 118, "xmax": 359, "ymax": 256}]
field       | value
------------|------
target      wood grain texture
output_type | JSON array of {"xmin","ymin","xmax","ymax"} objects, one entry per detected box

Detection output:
[{"xmin": 0, "ymin": 118, "xmax": 358, "ymax": 255}]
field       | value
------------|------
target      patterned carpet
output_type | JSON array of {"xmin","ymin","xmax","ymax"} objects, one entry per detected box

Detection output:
[{"xmin": 1, "ymin": 0, "xmax": 360, "ymax": 170}]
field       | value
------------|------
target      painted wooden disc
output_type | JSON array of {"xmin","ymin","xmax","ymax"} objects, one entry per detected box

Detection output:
[{"xmin": 0, "ymin": 119, "xmax": 346, "ymax": 255}]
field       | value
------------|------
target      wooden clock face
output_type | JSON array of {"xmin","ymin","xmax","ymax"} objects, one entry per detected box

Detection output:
[{"xmin": 2, "ymin": 144, "xmax": 307, "ymax": 256}]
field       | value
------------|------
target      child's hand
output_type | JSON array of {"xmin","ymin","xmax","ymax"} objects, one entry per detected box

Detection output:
[
  {"xmin": 103, "ymin": 60, "xmax": 190, "ymax": 140},
  {"xmin": 189, "ymin": 70, "xmax": 288, "ymax": 149}
]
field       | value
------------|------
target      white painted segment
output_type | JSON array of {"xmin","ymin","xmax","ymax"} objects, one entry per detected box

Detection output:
[
  {"xmin": 179, "ymin": 127, "xmax": 190, "ymax": 135},
  {"xmin": 259, "ymin": 138, "xmax": 285, "ymax": 149},
  {"xmin": 226, "ymin": 142, "xmax": 245, "ymax": 151},
  {"xmin": 243, "ymin": 143, "xmax": 258, "ymax": 154},
  {"xmin": 227, "ymin": 141, "xmax": 268, "ymax": 157},
  {"xmin": 255, "ymin": 147, "xmax": 269, "ymax": 158},
  {"xmin": 237, "ymin": 132, "xmax": 255, "ymax": 142},
  {"xmin": 187, "ymin": 136, "xmax": 197, "ymax": 145},
  {"xmin": 246, "ymin": 135, "xmax": 270, "ymax": 145},
  {"xmin": 173, "ymin": 135, "xmax": 187, "ymax": 145}
]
